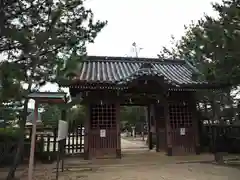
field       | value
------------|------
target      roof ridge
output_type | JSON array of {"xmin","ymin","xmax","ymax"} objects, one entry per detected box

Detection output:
[
  {"xmin": 85, "ymin": 55, "xmax": 185, "ymax": 64},
  {"xmin": 184, "ymin": 60, "xmax": 202, "ymax": 75},
  {"xmin": 115, "ymin": 64, "xmax": 181, "ymax": 86},
  {"xmin": 139, "ymin": 62, "xmax": 154, "ymax": 69}
]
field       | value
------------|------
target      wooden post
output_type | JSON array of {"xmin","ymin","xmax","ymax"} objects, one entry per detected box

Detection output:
[
  {"xmin": 28, "ymin": 102, "xmax": 38, "ymax": 180},
  {"xmin": 154, "ymin": 104, "xmax": 160, "ymax": 152},
  {"xmin": 116, "ymin": 103, "xmax": 121, "ymax": 158},
  {"xmin": 84, "ymin": 104, "xmax": 90, "ymax": 160},
  {"xmin": 142, "ymin": 122, "xmax": 145, "ymax": 141},
  {"xmin": 163, "ymin": 93, "xmax": 172, "ymax": 156},
  {"xmin": 61, "ymin": 110, "xmax": 66, "ymax": 171},
  {"xmin": 147, "ymin": 105, "xmax": 153, "ymax": 150},
  {"xmin": 56, "ymin": 141, "xmax": 60, "ymax": 180}
]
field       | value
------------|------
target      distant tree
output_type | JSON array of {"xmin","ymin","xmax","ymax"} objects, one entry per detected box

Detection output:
[
  {"xmin": 0, "ymin": 61, "xmax": 23, "ymax": 125},
  {"xmin": 68, "ymin": 105, "xmax": 86, "ymax": 124},
  {"xmin": 41, "ymin": 104, "xmax": 61, "ymax": 127},
  {"xmin": 120, "ymin": 106, "xmax": 145, "ymax": 132},
  {"xmin": 66, "ymin": 105, "xmax": 86, "ymax": 133},
  {"xmin": 159, "ymin": 0, "xmax": 240, "ymax": 123}
]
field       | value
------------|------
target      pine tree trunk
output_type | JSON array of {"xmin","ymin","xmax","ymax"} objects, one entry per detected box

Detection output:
[
  {"xmin": 6, "ymin": 99, "xmax": 29, "ymax": 180},
  {"xmin": 7, "ymin": 136, "xmax": 25, "ymax": 179},
  {"xmin": 210, "ymin": 94, "xmax": 225, "ymax": 164}
]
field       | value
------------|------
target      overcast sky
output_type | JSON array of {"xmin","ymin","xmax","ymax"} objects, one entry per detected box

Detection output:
[
  {"xmin": 33, "ymin": 0, "xmax": 221, "ymax": 108},
  {"xmin": 85, "ymin": 0, "xmax": 219, "ymax": 57}
]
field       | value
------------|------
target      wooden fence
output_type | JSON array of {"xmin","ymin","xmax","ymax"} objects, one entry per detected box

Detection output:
[
  {"xmin": 200, "ymin": 124, "xmax": 240, "ymax": 153},
  {"xmin": 0, "ymin": 124, "xmax": 85, "ymax": 166},
  {"xmin": 34, "ymin": 124, "xmax": 84, "ymax": 157}
]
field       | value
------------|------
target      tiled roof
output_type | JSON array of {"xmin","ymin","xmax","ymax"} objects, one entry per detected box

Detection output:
[
  {"xmin": 68, "ymin": 56, "xmax": 207, "ymax": 88},
  {"xmin": 28, "ymin": 92, "xmax": 67, "ymax": 102}
]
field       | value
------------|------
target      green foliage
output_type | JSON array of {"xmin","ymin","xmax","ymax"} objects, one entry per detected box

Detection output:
[
  {"xmin": 0, "ymin": 0, "xmax": 106, "ymax": 177},
  {"xmin": 68, "ymin": 105, "xmax": 86, "ymax": 124},
  {"xmin": 0, "ymin": 62, "xmax": 24, "ymax": 121},
  {"xmin": 41, "ymin": 104, "xmax": 86, "ymax": 127},
  {"xmin": 0, "ymin": 128, "xmax": 20, "ymax": 141},
  {"xmin": 0, "ymin": 107, "xmax": 18, "ymax": 122},
  {"xmin": 160, "ymin": 0, "xmax": 240, "ymax": 86},
  {"xmin": 120, "ymin": 106, "xmax": 146, "ymax": 127},
  {"xmin": 0, "ymin": 0, "xmax": 107, "ymax": 103},
  {"xmin": 0, "ymin": 62, "xmax": 24, "ymax": 103},
  {"xmin": 41, "ymin": 105, "xmax": 61, "ymax": 127},
  {"xmin": 158, "ymin": 0, "xmax": 240, "ymax": 122}
]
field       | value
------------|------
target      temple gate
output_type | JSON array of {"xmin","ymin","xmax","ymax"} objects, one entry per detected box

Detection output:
[{"xmin": 59, "ymin": 56, "xmax": 224, "ymax": 159}]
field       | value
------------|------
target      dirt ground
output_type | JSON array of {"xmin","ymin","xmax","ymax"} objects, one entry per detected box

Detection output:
[
  {"xmin": 59, "ymin": 150, "xmax": 240, "ymax": 180},
  {"xmin": 59, "ymin": 163, "xmax": 240, "ymax": 180},
  {"xmin": 1, "ymin": 138, "xmax": 240, "ymax": 180},
  {"xmin": 6, "ymin": 151, "xmax": 239, "ymax": 180}
]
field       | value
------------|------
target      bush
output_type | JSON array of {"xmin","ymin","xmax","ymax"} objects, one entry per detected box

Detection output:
[
  {"xmin": 0, "ymin": 127, "xmax": 21, "ymax": 141},
  {"xmin": 0, "ymin": 128, "xmax": 21, "ymax": 166}
]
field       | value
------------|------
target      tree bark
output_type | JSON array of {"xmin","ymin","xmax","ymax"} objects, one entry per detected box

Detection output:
[
  {"xmin": 6, "ymin": 99, "xmax": 29, "ymax": 180},
  {"xmin": 6, "ymin": 52, "xmax": 39, "ymax": 180},
  {"xmin": 210, "ymin": 93, "xmax": 226, "ymax": 164},
  {"xmin": 6, "ymin": 75, "xmax": 34, "ymax": 180}
]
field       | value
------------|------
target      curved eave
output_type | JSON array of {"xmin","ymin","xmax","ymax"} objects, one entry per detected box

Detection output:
[
  {"xmin": 58, "ymin": 77, "xmax": 231, "ymax": 92},
  {"xmin": 27, "ymin": 91, "xmax": 68, "ymax": 104},
  {"xmin": 179, "ymin": 82, "xmax": 231, "ymax": 90},
  {"xmin": 59, "ymin": 79, "xmax": 126, "ymax": 90}
]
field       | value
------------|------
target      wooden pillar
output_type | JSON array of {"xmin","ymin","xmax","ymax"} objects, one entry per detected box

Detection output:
[
  {"xmin": 84, "ymin": 104, "xmax": 90, "ymax": 160},
  {"xmin": 163, "ymin": 93, "xmax": 172, "ymax": 156},
  {"xmin": 154, "ymin": 104, "xmax": 160, "ymax": 152},
  {"xmin": 60, "ymin": 110, "xmax": 67, "ymax": 171},
  {"xmin": 190, "ymin": 92, "xmax": 200, "ymax": 155},
  {"xmin": 147, "ymin": 105, "xmax": 153, "ymax": 150},
  {"xmin": 28, "ymin": 102, "xmax": 38, "ymax": 180},
  {"xmin": 116, "ymin": 103, "xmax": 121, "ymax": 158}
]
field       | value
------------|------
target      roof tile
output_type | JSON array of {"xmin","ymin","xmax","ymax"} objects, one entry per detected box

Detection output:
[{"xmin": 71, "ymin": 56, "xmax": 207, "ymax": 87}]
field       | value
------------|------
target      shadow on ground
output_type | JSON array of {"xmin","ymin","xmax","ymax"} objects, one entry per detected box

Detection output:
[{"xmin": 176, "ymin": 156, "xmax": 240, "ymax": 170}]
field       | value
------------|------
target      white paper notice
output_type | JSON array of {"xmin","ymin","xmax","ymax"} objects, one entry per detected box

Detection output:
[
  {"xmin": 180, "ymin": 128, "xmax": 186, "ymax": 136},
  {"xmin": 100, "ymin": 129, "xmax": 106, "ymax": 137},
  {"xmin": 57, "ymin": 120, "xmax": 68, "ymax": 141}
]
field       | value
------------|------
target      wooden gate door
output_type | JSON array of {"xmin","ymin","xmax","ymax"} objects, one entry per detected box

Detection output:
[
  {"xmin": 169, "ymin": 101, "xmax": 195, "ymax": 155},
  {"xmin": 88, "ymin": 104, "xmax": 119, "ymax": 158}
]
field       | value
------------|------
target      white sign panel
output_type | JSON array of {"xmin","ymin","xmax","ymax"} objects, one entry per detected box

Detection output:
[
  {"xmin": 100, "ymin": 129, "xmax": 106, "ymax": 137},
  {"xmin": 57, "ymin": 120, "xmax": 68, "ymax": 141},
  {"xmin": 180, "ymin": 128, "xmax": 186, "ymax": 136}
]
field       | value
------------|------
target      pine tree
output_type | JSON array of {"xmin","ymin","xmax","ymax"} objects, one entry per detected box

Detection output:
[{"xmin": 0, "ymin": 0, "xmax": 107, "ymax": 178}]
